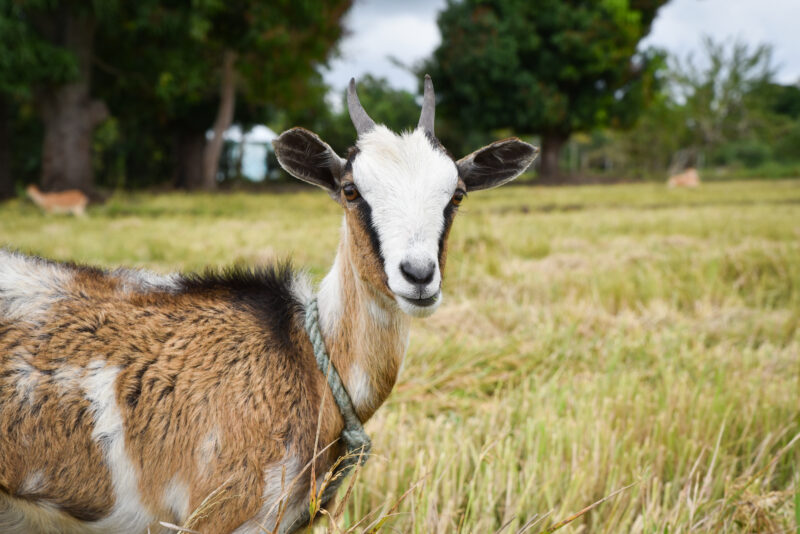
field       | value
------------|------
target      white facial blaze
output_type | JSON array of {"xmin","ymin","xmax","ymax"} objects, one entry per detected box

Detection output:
[{"xmin": 352, "ymin": 127, "xmax": 458, "ymax": 317}]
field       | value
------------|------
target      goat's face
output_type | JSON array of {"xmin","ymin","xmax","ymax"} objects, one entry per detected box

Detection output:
[
  {"xmin": 341, "ymin": 126, "xmax": 458, "ymax": 316},
  {"xmin": 273, "ymin": 77, "xmax": 538, "ymax": 318}
]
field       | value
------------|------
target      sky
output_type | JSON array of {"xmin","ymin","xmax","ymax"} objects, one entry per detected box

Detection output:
[{"xmin": 322, "ymin": 0, "xmax": 800, "ymax": 94}]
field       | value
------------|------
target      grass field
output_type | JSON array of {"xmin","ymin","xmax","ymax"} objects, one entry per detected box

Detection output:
[{"xmin": 1, "ymin": 180, "xmax": 798, "ymax": 533}]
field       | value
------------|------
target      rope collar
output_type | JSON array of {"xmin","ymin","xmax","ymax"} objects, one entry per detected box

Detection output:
[{"xmin": 297, "ymin": 297, "xmax": 371, "ymax": 522}]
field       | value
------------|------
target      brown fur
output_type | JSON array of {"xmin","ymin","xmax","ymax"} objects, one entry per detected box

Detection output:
[
  {"xmin": 0, "ymin": 262, "xmax": 345, "ymax": 532},
  {"xmin": 26, "ymin": 185, "xmax": 88, "ymax": 216},
  {"xmin": 667, "ymin": 168, "xmax": 701, "ymax": 188},
  {"xmin": 328, "ymin": 235, "xmax": 408, "ymax": 422}
]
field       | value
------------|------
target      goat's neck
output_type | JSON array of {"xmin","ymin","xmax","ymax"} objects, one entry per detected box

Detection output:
[{"xmin": 316, "ymin": 226, "xmax": 410, "ymax": 423}]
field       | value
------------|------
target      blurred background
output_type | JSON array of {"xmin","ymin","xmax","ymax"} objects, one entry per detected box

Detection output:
[{"xmin": 1, "ymin": 0, "xmax": 799, "ymax": 196}]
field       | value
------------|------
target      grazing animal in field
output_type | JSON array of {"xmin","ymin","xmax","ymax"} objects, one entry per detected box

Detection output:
[
  {"xmin": 0, "ymin": 76, "xmax": 538, "ymax": 534},
  {"xmin": 667, "ymin": 167, "xmax": 700, "ymax": 188},
  {"xmin": 26, "ymin": 184, "xmax": 89, "ymax": 216}
]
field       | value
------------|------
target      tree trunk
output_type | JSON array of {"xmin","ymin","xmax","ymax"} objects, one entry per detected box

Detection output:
[
  {"xmin": 539, "ymin": 131, "xmax": 569, "ymax": 184},
  {"xmin": 201, "ymin": 50, "xmax": 237, "ymax": 191},
  {"xmin": 0, "ymin": 96, "xmax": 13, "ymax": 200},
  {"xmin": 174, "ymin": 131, "xmax": 207, "ymax": 190},
  {"xmin": 37, "ymin": 13, "xmax": 107, "ymax": 194}
]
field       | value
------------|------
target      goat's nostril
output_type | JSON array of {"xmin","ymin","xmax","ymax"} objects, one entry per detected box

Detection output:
[{"xmin": 400, "ymin": 260, "xmax": 435, "ymax": 285}]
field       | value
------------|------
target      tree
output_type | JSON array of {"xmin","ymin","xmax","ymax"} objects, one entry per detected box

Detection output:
[
  {"xmin": 0, "ymin": 94, "xmax": 12, "ymax": 199},
  {"xmin": 613, "ymin": 85, "xmax": 687, "ymax": 176},
  {"xmin": 0, "ymin": 0, "xmax": 352, "ymax": 195},
  {"xmin": 755, "ymin": 82, "xmax": 800, "ymax": 163},
  {"xmin": 670, "ymin": 37, "xmax": 776, "ymax": 161},
  {"xmin": 1, "ymin": 1, "xmax": 77, "ymax": 195},
  {"xmin": 95, "ymin": 0, "xmax": 352, "ymax": 190},
  {"xmin": 0, "ymin": 1, "xmax": 111, "ymax": 194},
  {"xmin": 425, "ymin": 0, "xmax": 666, "ymax": 181}
]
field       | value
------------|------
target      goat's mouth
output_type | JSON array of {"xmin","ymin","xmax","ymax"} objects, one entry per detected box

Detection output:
[
  {"xmin": 400, "ymin": 294, "xmax": 439, "ymax": 307},
  {"xmin": 395, "ymin": 290, "xmax": 442, "ymax": 318}
]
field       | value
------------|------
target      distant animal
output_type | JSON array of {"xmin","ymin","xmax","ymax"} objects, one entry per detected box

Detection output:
[
  {"xmin": 26, "ymin": 184, "xmax": 89, "ymax": 216},
  {"xmin": 667, "ymin": 168, "xmax": 700, "ymax": 188},
  {"xmin": 0, "ymin": 76, "xmax": 538, "ymax": 533}
]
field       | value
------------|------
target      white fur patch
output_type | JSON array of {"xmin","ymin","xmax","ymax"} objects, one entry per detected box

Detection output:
[
  {"xmin": 10, "ymin": 352, "xmax": 40, "ymax": 404},
  {"xmin": 112, "ymin": 267, "xmax": 180, "ymax": 293},
  {"xmin": 352, "ymin": 127, "xmax": 456, "ymax": 314},
  {"xmin": 347, "ymin": 363, "xmax": 373, "ymax": 412},
  {"xmin": 82, "ymin": 360, "xmax": 155, "ymax": 532},
  {"xmin": 162, "ymin": 476, "xmax": 191, "ymax": 523},
  {"xmin": 232, "ymin": 457, "xmax": 305, "ymax": 534},
  {"xmin": 289, "ymin": 271, "xmax": 314, "ymax": 307},
  {"xmin": 18, "ymin": 470, "xmax": 46, "ymax": 496},
  {"xmin": 52, "ymin": 365, "xmax": 83, "ymax": 391},
  {"xmin": 0, "ymin": 250, "xmax": 73, "ymax": 322},
  {"xmin": 317, "ymin": 246, "xmax": 344, "ymax": 337},
  {"xmin": 197, "ymin": 428, "xmax": 222, "ymax": 477},
  {"xmin": 366, "ymin": 298, "xmax": 389, "ymax": 327}
]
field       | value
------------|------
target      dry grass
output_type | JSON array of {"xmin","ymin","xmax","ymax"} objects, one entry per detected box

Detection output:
[{"xmin": 1, "ymin": 180, "xmax": 798, "ymax": 533}]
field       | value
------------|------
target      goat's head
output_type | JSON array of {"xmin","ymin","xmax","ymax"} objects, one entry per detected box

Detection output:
[{"xmin": 273, "ymin": 76, "xmax": 538, "ymax": 317}]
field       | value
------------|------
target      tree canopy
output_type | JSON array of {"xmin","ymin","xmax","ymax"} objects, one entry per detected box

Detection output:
[
  {"xmin": 424, "ymin": 0, "xmax": 667, "ymax": 180},
  {"xmin": 0, "ymin": 0, "xmax": 352, "ymax": 193}
]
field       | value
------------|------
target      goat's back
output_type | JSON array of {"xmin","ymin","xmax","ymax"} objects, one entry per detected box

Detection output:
[{"xmin": 0, "ymin": 251, "xmax": 335, "ymax": 533}]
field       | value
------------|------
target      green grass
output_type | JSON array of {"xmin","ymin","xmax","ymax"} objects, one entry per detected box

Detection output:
[{"xmin": 1, "ymin": 180, "xmax": 798, "ymax": 533}]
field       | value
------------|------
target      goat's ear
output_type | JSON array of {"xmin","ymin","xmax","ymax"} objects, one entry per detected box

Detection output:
[
  {"xmin": 456, "ymin": 138, "xmax": 539, "ymax": 192},
  {"xmin": 273, "ymin": 127, "xmax": 345, "ymax": 196}
]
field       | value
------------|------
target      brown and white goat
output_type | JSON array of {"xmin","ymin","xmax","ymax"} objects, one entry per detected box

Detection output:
[{"xmin": 0, "ymin": 77, "xmax": 538, "ymax": 533}]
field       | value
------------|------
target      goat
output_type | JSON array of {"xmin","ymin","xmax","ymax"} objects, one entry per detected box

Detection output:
[
  {"xmin": 26, "ymin": 185, "xmax": 89, "ymax": 216},
  {"xmin": 0, "ymin": 76, "xmax": 538, "ymax": 533},
  {"xmin": 667, "ymin": 167, "xmax": 700, "ymax": 188}
]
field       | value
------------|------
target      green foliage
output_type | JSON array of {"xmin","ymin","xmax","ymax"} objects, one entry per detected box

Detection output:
[
  {"xmin": 98, "ymin": 0, "xmax": 351, "ymax": 118},
  {"xmin": 670, "ymin": 37, "xmax": 776, "ymax": 152},
  {"xmin": 756, "ymin": 82, "xmax": 800, "ymax": 119},
  {"xmin": 424, "ymin": 0, "xmax": 666, "ymax": 142},
  {"xmin": 424, "ymin": 5, "xmax": 798, "ymax": 181},
  {"xmin": 0, "ymin": 0, "xmax": 352, "ymax": 190},
  {"xmin": 774, "ymin": 119, "xmax": 800, "ymax": 162},
  {"xmin": 97, "ymin": 0, "xmax": 351, "ymax": 187},
  {"xmin": 607, "ymin": 37, "xmax": 800, "ymax": 178},
  {"xmin": 712, "ymin": 139, "xmax": 773, "ymax": 168},
  {"xmin": 0, "ymin": 0, "xmax": 78, "ymax": 97}
]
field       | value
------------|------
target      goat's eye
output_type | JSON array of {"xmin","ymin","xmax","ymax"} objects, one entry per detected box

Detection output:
[
  {"xmin": 452, "ymin": 190, "xmax": 466, "ymax": 206},
  {"xmin": 342, "ymin": 183, "xmax": 360, "ymax": 202}
]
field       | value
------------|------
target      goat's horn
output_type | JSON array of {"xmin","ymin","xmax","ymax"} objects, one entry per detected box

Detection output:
[
  {"xmin": 418, "ymin": 74, "xmax": 435, "ymax": 135},
  {"xmin": 347, "ymin": 78, "xmax": 376, "ymax": 136}
]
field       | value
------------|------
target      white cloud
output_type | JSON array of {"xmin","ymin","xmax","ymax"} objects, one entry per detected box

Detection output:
[
  {"xmin": 322, "ymin": 0, "xmax": 445, "ymax": 93},
  {"xmin": 641, "ymin": 0, "xmax": 800, "ymax": 84}
]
